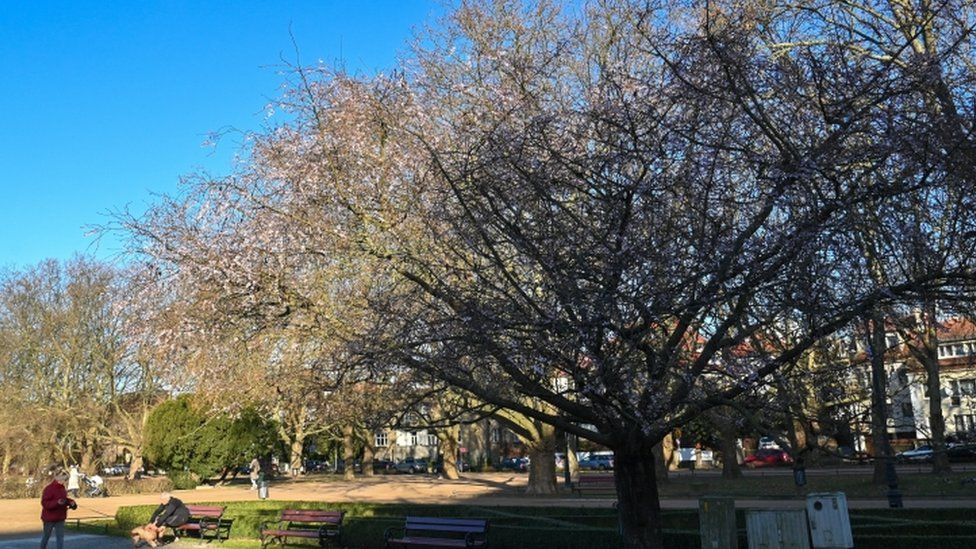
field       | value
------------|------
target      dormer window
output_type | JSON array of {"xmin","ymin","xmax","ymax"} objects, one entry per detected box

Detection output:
[{"xmin": 939, "ymin": 342, "xmax": 976, "ymax": 358}]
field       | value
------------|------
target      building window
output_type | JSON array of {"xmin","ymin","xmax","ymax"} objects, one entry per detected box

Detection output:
[
  {"xmin": 955, "ymin": 414, "xmax": 976, "ymax": 434},
  {"xmin": 897, "ymin": 369, "xmax": 909, "ymax": 385},
  {"xmin": 375, "ymin": 431, "xmax": 389, "ymax": 448},
  {"xmin": 410, "ymin": 432, "xmax": 418, "ymax": 446},
  {"xmin": 886, "ymin": 335, "xmax": 899, "ymax": 349},
  {"xmin": 959, "ymin": 379, "xmax": 975, "ymax": 396},
  {"xmin": 427, "ymin": 432, "xmax": 438, "ymax": 446},
  {"xmin": 900, "ymin": 402, "xmax": 914, "ymax": 418},
  {"xmin": 490, "ymin": 428, "xmax": 499, "ymax": 443}
]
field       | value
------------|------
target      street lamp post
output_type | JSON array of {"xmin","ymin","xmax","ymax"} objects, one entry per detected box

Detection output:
[{"xmin": 885, "ymin": 458, "xmax": 903, "ymax": 508}]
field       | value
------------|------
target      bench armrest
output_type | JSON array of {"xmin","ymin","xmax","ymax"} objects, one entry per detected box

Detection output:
[
  {"xmin": 318, "ymin": 523, "xmax": 341, "ymax": 538},
  {"xmin": 384, "ymin": 526, "xmax": 404, "ymax": 541},
  {"xmin": 465, "ymin": 531, "xmax": 487, "ymax": 547}
]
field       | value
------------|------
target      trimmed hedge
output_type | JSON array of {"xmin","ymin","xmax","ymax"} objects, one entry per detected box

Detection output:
[
  {"xmin": 104, "ymin": 476, "xmax": 173, "ymax": 496},
  {"xmin": 0, "ymin": 477, "xmax": 42, "ymax": 499},
  {"xmin": 0, "ymin": 475, "xmax": 172, "ymax": 499}
]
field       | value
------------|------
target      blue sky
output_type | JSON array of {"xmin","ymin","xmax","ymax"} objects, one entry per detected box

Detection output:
[{"xmin": 0, "ymin": 1, "xmax": 439, "ymax": 269}]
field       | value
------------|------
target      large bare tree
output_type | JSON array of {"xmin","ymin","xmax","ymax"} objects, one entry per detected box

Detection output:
[{"xmin": 117, "ymin": 1, "xmax": 976, "ymax": 546}]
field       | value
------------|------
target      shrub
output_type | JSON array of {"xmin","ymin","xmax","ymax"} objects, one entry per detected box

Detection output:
[
  {"xmin": 168, "ymin": 471, "xmax": 199, "ymax": 490},
  {"xmin": 104, "ymin": 476, "xmax": 173, "ymax": 496},
  {"xmin": 115, "ymin": 505, "xmax": 156, "ymax": 531},
  {"xmin": 0, "ymin": 476, "xmax": 43, "ymax": 499}
]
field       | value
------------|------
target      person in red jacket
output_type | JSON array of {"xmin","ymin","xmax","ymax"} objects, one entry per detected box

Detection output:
[{"xmin": 40, "ymin": 471, "xmax": 76, "ymax": 549}]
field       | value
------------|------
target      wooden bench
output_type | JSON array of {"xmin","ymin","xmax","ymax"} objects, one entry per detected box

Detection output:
[
  {"xmin": 385, "ymin": 516, "xmax": 488, "ymax": 548},
  {"xmin": 173, "ymin": 505, "xmax": 231, "ymax": 542},
  {"xmin": 573, "ymin": 474, "xmax": 617, "ymax": 498},
  {"xmin": 260, "ymin": 509, "xmax": 344, "ymax": 548}
]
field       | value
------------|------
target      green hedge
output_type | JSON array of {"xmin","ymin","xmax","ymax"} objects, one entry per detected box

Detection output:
[
  {"xmin": 104, "ymin": 476, "xmax": 173, "ymax": 496},
  {"xmin": 115, "ymin": 502, "xmax": 976, "ymax": 548}
]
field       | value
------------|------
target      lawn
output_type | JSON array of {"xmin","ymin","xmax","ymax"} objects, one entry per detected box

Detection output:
[
  {"xmin": 89, "ymin": 500, "xmax": 976, "ymax": 548},
  {"xmin": 652, "ymin": 469, "xmax": 976, "ymax": 498}
]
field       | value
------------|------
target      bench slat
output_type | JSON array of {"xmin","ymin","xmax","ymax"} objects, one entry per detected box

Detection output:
[
  {"xmin": 393, "ymin": 536, "xmax": 477, "ymax": 547},
  {"xmin": 281, "ymin": 511, "xmax": 343, "ymax": 521},
  {"xmin": 261, "ymin": 508, "xmax": 344, "ymax": 549},
  {"xmin": 406, "ymin": 524, "xmax": 487, "ymax": 534},
  {"xmin": 261, "ymin": 529, "xmax": 328, "ymax": 538},
  {"xmin": 387, "ymin": 516, "xmax": 488, "ymax": 548},
  {"xmin": 185, "ymin": 505, "xmax": 225, "ymax": 512},
  {"xmin": 406, "ymin": 517, "xmax": 488, "ymax": 526}
]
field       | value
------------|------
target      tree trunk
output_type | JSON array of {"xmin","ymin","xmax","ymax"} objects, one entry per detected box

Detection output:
[
  {"xmin": 719, "ymin": 425, "xmax": 741, "ymax": 479},
  {"xmin": 127, "ymin": 452, "xmax": 144, "ymax": 480},
  {"xmin": 438, "ymin": 425, "xmax": 461, "ymax": 480},
  {"xmin": 567, "ymin": 443, "xmax": 579, "ymax": 482},
  {"xmin": 652, "ymin": 442, "xmax": 668, "ymax": 484},
  {"xmin": 524, "ymin": 425, "xmax": 558, "ymax": 495},
  {"xmin": 1, "ymin": 442, "xmax": 11, "ymax": 475},
  {"xmin": 526, "ymin": 445, "xmax": 557, "ymax": 494},
  {"xmin": 927, "ymin": 366, "xmax": 951, "ymax": 474},
  {"xmin": 919, "ymin": 302, "xmax": 951, "ymax": 474},
  {"xmin": 289, "ymin": 437, "xmax": 305, "ymax": 477},
  {"xmin": 869, "ymin": 313, "xmax": 895, "ymax": 485},
  {"xmin": 614, "ymin": 439, "xmax": 664, "ymax": 549},
  {"xmin": 362, "ymin": 440, "xmax": 376, "ymax": 477},
  {"xmin": 342, "ymin": 425, "xmax": 356, "ymax": 481},
  {"xmin": 216, "ymin": 467, "xmax": 232, "ymax": 484},
  {"xmin": 80, "ymin": 448, "xmax": 94, "ymax": 476},
  {"xmin": 83, "ymin": 429, "xmax": 99, "ymax": 473}
]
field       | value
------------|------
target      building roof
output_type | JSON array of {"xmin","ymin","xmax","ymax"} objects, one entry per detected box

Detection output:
[{"xmin": 937, "ymin": 317, "xmax": 976, "ymax": 343}]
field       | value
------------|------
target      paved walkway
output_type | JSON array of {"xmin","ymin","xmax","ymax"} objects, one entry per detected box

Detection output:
[{"xmin": 0, "ymin": 532, "xmax": 204, "ymax": 548}]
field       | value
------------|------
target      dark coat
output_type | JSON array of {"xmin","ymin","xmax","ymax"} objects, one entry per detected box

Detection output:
[{"xmin": 150, "ymin": 496, "xmax": 190, "ymax": 527}]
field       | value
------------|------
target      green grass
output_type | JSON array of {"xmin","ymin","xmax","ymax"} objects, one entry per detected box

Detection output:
[
  {"xmin": 650, "ymin": 469, "xmax": 976, "ymax": 498},
  {"xmin": 103, "ymin": 501, "xmax": 976, "ymax": 548}
]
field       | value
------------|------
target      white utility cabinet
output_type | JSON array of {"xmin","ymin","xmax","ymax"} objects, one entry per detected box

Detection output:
[{"xmin": 805, "ymin": 492, "xmax": 854, "ymax": 548}]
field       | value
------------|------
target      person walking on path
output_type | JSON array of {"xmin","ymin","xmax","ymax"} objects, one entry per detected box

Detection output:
[
  {"xmin": 40, "ymin": 470, "xmax": 76, "ymax": 549},
  {"xmin": 249, "ymin": 457, "xmax": 261, "ymax": 490},
  {"xmin": 66, "ymin": 466, "xmax": 80, "ymax": 498}
]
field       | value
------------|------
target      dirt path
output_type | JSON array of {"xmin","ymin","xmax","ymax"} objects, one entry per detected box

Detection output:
[
  {"xmin": 3, "ymin": 473, "xmax": 975, "ymax": 537},
  {"xmin": 0, "ymin": 473, "xmax": 533, "ymax": 536}
]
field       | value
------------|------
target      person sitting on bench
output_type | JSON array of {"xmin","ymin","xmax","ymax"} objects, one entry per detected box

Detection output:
[{"xmin": 135, "ymin": 492, "xmax": 190, "ymax": 547}]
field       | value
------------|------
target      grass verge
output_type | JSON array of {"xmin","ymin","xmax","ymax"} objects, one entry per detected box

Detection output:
[{"xmin": 102, "ymin": 500, "xmax": 976, "ymax": 548}]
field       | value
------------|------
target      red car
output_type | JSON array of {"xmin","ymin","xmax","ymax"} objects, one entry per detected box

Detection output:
[{"xmin": 745, "ymin": 449, "xmax": 793, "ymax": 467}]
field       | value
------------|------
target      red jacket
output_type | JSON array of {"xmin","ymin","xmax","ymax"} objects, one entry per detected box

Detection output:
[{"xmin": 40, "ymin": 481, "xmax": 72, "ymax": 522}]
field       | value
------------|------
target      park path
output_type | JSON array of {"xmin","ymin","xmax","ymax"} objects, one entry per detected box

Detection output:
[{"xmin": 2, "ymin": 473, "xmax": 975, "ymax": 538}]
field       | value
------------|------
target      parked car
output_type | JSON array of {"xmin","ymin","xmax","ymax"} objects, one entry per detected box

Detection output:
[
  {"xmin": 334, "ymin": 460, "xmax": 362, "ymax": 474},
  {"xmin": 304, "ymin": 459, "xmax": 330, "ymax": 472},
  {"xmin": 500, "ymin": 457, "xmax": 530, "ymax": 472},
  {"xmin": 394, "ymin": 457, "xmax": 428, "ymax": 474},
  {"xmin": 758, "ymin": 436, "xmax": 782, "ymax": 450},
  {"xmin": 838, "ymin": 446, "xmax": 873, "ymax": 464},
  {"xmin": 744, "ymin": 449, "xmax": 793, "ymax": 467},
  {"xmin": 896, "ymin": 445, "xmax": 933, "ymax": 463},
  {"xmin": 101, "ymin": 464, "xmax": 128, "ymax": 476},
  {"xmin": 433, "ymin": 457, "xmax": 470, "ymax": 473},
  {"xmin": 579, "ymin": 454, "xmax": 615, "ymax": 471},
  {"xmin": 371, "ymin": 459, "xmax": 396, "ymax": 473},
  {"xmin": 948, "ymin": 444, "xmax": 976, "ymax": 462}
]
